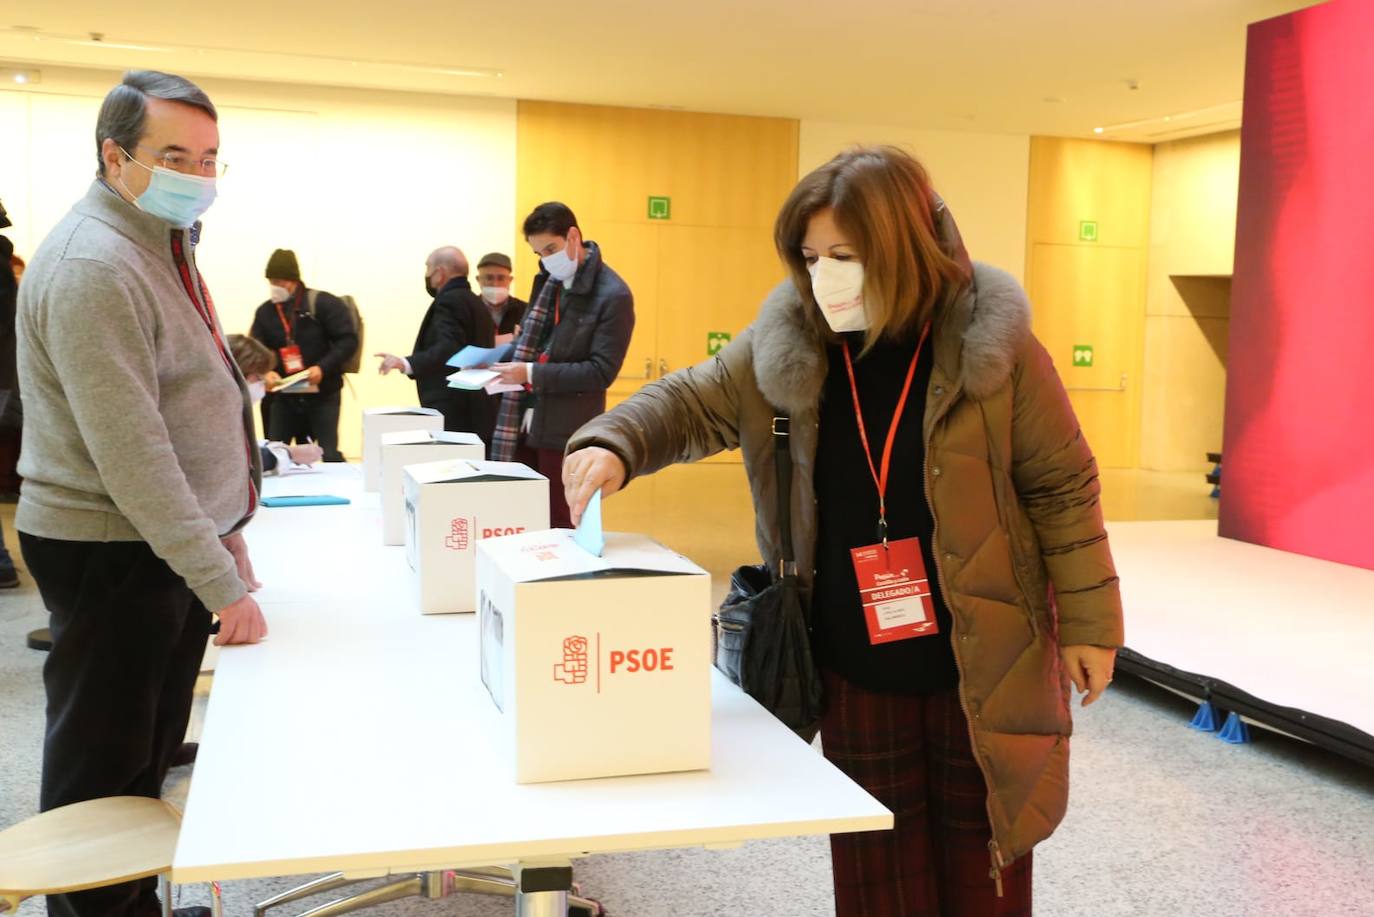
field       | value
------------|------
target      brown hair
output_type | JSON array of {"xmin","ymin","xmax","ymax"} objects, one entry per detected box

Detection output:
[
  {"xmin": 774, "ymin": 146, "xmax": 970, "ymax": 352},
  {"xmin": 228, "ymin": 333, "xmax": 274, "ymax": 377}
]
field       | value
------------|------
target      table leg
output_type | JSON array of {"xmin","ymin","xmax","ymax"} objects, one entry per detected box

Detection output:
[
  {"xmin": 254, "ymin": 873, "xmax": 374, "ymax": 916},
  {"xmin": 514, "ymin": 862, "xmax": 572, "ymax": 917},
  {"xmin": 295, "ymin": 875, "xmax": 424, "ymax": 916}
]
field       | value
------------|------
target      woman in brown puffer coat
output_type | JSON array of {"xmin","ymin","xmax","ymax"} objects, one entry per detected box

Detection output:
[{"xmin": 563, "ymin": 146, "xmax": 1124, "ymax": 916}]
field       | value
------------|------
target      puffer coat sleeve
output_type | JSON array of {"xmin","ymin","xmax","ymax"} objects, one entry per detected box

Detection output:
[
  {"xmin": 1009, "ymin": 335, "xmax": 1125, "ymax": 648},
  {"xmin": 567, "ymin": 329, "xmax": 753, "ymax": 478}
]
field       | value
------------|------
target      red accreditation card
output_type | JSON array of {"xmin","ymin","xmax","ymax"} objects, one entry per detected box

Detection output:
[
  {"xmin": 279, "ymin": 344, "xmax": 304, "ymax": 374},
  {"xmin": 850, "ymin": 537, "xmax": 939, "ymax": 645}
]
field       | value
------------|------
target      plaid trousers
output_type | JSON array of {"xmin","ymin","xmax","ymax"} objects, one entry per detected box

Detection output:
[{"xmin": 820, "ymin": 668, "xmax": 1034, "ymax": 917}]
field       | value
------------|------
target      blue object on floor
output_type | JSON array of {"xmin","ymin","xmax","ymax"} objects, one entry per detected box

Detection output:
[
  {"xmin": 1210, "ymin": 485, "xmax": 1221, "ymax": 499},
  {"xmin": 1218, "ymin": 712, "xmax": 1252, "ymax": 745},
  {"xmin": 1189, "ymin": 700, "xmax": 1220, "ymax": 732}
]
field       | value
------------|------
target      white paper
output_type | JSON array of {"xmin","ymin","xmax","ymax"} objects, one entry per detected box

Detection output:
[{"xmin": 448, "ymin": 369, "xmax": 500, "ymax": 390}]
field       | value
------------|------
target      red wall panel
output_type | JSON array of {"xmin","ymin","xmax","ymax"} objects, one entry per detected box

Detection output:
[{"xmin": 1221, "ymin": 0, "xmax": 1374, "ymax": 569}]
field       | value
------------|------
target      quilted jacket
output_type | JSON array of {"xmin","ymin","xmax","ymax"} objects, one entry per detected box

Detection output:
[{"xmin": 568, "ymin": 213, "xmax": 1125, "ymax": 875}]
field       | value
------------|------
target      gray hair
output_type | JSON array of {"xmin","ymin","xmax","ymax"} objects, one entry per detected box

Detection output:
[{"xmin": 95, "ymin": 70, "xmax": 218, "ymax": 177}]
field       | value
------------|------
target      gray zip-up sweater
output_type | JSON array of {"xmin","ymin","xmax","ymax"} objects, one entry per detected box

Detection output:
[{"xmin": 16, "ymin": 181, "xmax": 262, "ymax": 613}]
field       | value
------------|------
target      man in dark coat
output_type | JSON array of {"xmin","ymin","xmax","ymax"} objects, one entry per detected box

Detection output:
[
  {"xmin": 376, "ymin": 246, "xmax": 495, "ymax": 433},
  {"xmin": 488, "ymin": 203, "xmax": 635, "ymax": 526}
]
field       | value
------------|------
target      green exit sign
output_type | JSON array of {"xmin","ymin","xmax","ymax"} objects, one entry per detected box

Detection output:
[
  {"xmin": 1072, "ymin": 344, "xmax": 1095, "ymax": 367},
  {"xmin": 1079, "ymin": 220, "xmax": 1099, "ymax": 242},
  {"xmin": 648, "ymin": 196, "xmax": 671, "ymax": 220},
  {"xmin": 707, "ymin": 331, "xmax": 732, "ymax": 355}
]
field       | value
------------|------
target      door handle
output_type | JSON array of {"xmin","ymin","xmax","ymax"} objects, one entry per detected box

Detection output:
[
  {"xmin": 659, "ymin": 359, "xmax": 669, "ymax": 378},
  {"xmin": 643, "ymin": 357, "xmax": 653, "ymax": 380}
]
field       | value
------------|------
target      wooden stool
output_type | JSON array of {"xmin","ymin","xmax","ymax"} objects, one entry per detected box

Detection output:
[{"xmin": 0, "ymin": 796, "xmax": 189, "ymax": 914}]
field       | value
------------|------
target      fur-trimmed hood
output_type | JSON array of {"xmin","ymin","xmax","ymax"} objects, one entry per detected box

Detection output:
[{"xmin": 751, "ymin": 202, "xmax": 1031, "ymax": 415}]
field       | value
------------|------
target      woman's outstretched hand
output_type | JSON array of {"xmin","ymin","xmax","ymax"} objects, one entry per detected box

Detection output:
[{"xmin": 562, "ymin": 447, "xmax": 628, "ymax": 526}]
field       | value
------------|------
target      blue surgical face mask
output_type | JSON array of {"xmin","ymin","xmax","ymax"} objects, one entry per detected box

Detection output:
[
  {"xmin": 541, "ymin": 245, "xmax": 578, "ymax": 283},
  {"xmin": 117, "ymin": 149, "xmax": 218, "ymax": 228}
]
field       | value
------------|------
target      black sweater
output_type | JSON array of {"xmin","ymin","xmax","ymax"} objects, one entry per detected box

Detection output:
[{"xmin": 811, "ymin": 330, "xmax": 959, "ymax": 695}]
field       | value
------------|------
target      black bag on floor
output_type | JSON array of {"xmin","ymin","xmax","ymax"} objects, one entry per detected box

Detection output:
[{"xmin": 712, "ymin": 415, "xmax": 825, "ymax": 741}]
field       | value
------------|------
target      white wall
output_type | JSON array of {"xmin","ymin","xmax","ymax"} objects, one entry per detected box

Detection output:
[
  {"xmin": 0, "ymin": 66, "xmax": 517, "ymax": 458},
  {"xmin": 800, "ymin": 122, "xmax": 1030, "ymax": 283}
]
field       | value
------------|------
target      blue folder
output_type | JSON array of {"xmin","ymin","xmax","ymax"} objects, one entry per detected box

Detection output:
[
  {"xmin": 446, "ymin": 343, "xmax": 515, "ymax": 369},
  {"xmin": 260, "ymin": 495, "xmax": 352, "ymax": 507}
]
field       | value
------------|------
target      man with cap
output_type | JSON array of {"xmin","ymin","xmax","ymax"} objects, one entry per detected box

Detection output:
[
  {"xmin": 248, "ymin": 248, "xmax": 357, "ymax": 461},
  {"xmin": 475, "ymin": 252, "xmax": 528, "ymax": 343},
  {"xmin": 471, "ymin": 252, "xmax": 527, "ymax": 452},
  {"xmin": 376, "ymin": 245, "xmax": 495, "ymax": 434}
]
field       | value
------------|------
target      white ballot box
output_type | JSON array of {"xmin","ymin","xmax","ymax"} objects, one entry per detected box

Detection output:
[
  {"xmin": 476, "ymin": 530, "xmax": 712, "ymax": 784},
  {"xmin": 403, "ymin": 459, "xmax": 549, "ymax": 615},
  {"xmin": 380, "ymin": 431, "xmax": 484, "ymax": 545},
  {"xmin": 362, "ymin": 407, "xmax": 443, "ymax": 492}
]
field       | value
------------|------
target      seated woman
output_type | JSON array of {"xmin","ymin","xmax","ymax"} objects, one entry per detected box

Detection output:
[{"xmin": 228, "ymin": 334, "xmax": 323, "ymax": 473}]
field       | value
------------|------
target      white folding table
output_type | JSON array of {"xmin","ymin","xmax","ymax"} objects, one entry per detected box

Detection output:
[{"xmin": 173, "ymin": 465, "xmax": 891, "ymax": 915}]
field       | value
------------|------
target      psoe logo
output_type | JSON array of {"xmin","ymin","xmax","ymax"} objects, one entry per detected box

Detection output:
[
  {"xmin": 444, "ymin": 517, "xmax": 469, "ymax": 551},
  {"xmin": 553, "ymin": 635, "xmax": 589, "ymax": 685}
]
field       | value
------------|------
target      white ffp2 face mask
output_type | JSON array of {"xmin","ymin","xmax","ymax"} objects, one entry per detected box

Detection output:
[
  {"xmin": 268, "ymin": 284, "xmax": 291, "ymax": 304},
  {"xmin": 808, "ymin": 257, "xmax": 867, "ymax": 332},
  {"xmin": 481, "ymin": 286, "xmax": 510, "ymax": 305},
  {"xmin": 541, "ymin": 246, "xmax": 578, "ymax": 284},
  {"xmin": 247, "ymin": 380, "xmax": 267, "ymax": 404}
]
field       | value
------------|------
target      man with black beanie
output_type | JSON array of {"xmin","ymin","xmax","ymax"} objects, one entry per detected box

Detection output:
[{"xmin": 249, "ymin": 248, "xmax": 356, "ymax": 461}]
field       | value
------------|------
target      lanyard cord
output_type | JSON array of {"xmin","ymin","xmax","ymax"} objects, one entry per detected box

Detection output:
[{"xmin": 840, "ymin": 323, "xmax": 931, "ymax": 546}]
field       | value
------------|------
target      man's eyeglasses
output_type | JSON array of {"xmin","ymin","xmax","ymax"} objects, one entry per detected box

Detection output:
[{"xmin": 130, "ymin": 145, "xmax": 229, "ymax": 178}]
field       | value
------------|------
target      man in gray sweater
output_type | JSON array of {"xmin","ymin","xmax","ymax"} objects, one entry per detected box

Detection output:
[{"xmin": 16, "ymin": 71, "xmax": 266, "ymax": 917}]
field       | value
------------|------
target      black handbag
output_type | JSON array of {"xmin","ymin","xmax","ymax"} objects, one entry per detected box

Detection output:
[{"xmin": 712, "ymin": 414, "xmax": 826, "ymax": 740}]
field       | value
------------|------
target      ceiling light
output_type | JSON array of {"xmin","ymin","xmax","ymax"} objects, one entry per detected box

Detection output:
[
  {"xmin": 2, "ymin": 27, "xmax": 502, "ymax": 82},
  {"xmin": 72, "ymin": 40, "xmax": 171, "ymax": 52},
  {"xmin": 0, "ymin": 67, "xmax": 40, "ymax": 85},
  {"xmin": 395, "ymin": 63, "xmax": 502, "ymax": 79},
  {"xmin": 1095, "ymin": 101, "xmax": 1241, "ymax": 136}
]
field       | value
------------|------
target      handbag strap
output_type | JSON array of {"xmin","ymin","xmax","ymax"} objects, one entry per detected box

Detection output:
[{"xmin": 771, "ymin": 415, "xmax": 796, "ymax": 577}]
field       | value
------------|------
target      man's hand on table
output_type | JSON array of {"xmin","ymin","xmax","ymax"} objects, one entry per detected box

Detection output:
[{"xmin": 215, "ymin": 593, "xmax": 268, "ymax": 646}]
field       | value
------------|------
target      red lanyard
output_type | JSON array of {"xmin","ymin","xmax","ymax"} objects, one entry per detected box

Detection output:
[
  {"xmin": 170, "ymin": 231, "xmax": 259, "ymax": 515},
  {"xmin": 274, "ymin": 301, "xmax": 295, "ymax": 344},
  {"xmin": 840, "ymin": 323, "xmax": 931, "ymax": 545}
]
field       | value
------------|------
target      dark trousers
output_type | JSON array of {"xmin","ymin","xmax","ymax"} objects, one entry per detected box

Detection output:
[
  {"xmin": 516, "ymin": 441, "xmax": 571, "ymax": 528},
  {"xmin": 20, "ymin": 533, "xmax": 211, "ymax": 917},
  {"xmin": 420, "ymin": 390, "xmax": 481, "ymax": 438},
  {"xmin": 267, "ymin": 390, "xmax": 343, "ymax": 461},
  {"xmin": 0, "ymin": 425, "xmax": 21, "ymax": 493},
  {"xmin": 820, "ymin": 669, "xmax": 1034, "ymax": 917}
]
